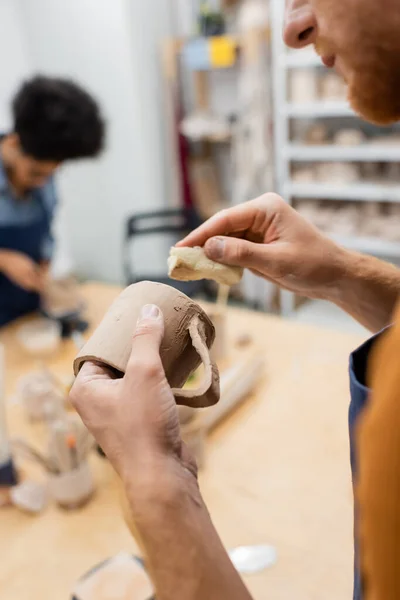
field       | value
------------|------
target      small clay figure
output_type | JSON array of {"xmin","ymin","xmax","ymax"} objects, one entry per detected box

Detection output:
[{"xmin": 168, "ymin": 246, "xmax": 243, "ymax": 286}]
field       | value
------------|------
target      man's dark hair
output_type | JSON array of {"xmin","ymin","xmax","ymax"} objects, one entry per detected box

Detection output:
[{"xmin": 12, "ymin": 75, "xmax": 105, "ymax": 161}]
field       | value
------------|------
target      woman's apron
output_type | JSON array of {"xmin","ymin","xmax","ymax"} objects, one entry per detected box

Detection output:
[
  {"xmin": 349, "ymin": 331, "xmax": 385, "ymax": 600},
  {"xmin": 0, "ymin": 197, "xmax": 49, "ymax": 327}
]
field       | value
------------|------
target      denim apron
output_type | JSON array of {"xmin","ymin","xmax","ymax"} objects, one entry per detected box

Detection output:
[
  {"xmin": 0, "ymin": 194, "xmax": 49, "ymax": 327},
  {"xmin": 349, "ymin": 331, "xmax": 385, "ymax": 600}
]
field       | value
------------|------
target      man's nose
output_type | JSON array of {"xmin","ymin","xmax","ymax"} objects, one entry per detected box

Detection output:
[{"xmin": 283, "ymin": 2, "xmax": 318, "ymax": 49}]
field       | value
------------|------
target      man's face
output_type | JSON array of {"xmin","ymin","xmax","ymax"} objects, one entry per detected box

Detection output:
[
  {"xmin": 284, "ymin": 0, "xmax": 400, "ymax": 125},
  {"xmin": 7, "ymin": 135, "xmax": 59, "ymax": 191}
]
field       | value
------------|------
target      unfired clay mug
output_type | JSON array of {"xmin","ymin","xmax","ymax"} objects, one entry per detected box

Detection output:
[{"xmin": 73, "ymin": 282, "xmax": 220, "ymax": 409}]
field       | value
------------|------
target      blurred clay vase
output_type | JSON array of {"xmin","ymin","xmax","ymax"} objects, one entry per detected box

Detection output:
[{"xmin": 74, "ymin": 282, "xmax": 220, "ymax": 409}]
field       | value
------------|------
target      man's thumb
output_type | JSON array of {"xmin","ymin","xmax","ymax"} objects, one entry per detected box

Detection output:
[
  {"xmin": 125, "ymin": 304, "xmax": 165, "ymax": 381},
  {"xmin": 204, "ymin": 236, "xmax": 269, "ymax": 270}
]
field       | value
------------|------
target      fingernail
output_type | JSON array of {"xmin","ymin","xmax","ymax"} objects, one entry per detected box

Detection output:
[
  {"xmin": 139, "ymin": 304, "xmax": 160, "ymax": 320},
  {"xmin": 207, "ymin": 237, "xmax": 225, "ymax": 260}
]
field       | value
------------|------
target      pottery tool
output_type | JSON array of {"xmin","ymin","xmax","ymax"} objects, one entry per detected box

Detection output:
[
  {"xmin": 168, "ymin": 246, "xmax": 243, "ymax": 286},
  {"xmin": 48, "ymin": 417, "xmax": 94, "ymax": 474},
  {"xmin": 50, "ymin": 421, "xmax": 72, "ymax": 474},
  {"xmin": 66, "ymin": 433, "xmax": 79, "ymax": 470}
]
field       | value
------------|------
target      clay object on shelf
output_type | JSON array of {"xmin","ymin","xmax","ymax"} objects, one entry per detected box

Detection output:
[
  {"xmin": 359, "ymin": 202, "xmax": 382, "ymax": 236},
  {"xmin": 319, "ymin": 72, "xmax": 347, "ymax": 100},
  {"xmin": 168, "ymin": 246, "xmax": 243, "ymax": 286},
  {"xmin": 385, "ymin": 163, "xmax": 400, "ymax": 182},
  {"xmin": 315, "ymin": 161, "xmax": 360, "ymax": 183},
  {"xmin": 333, "ymin": 129, "xmax": 365, "ymax": 146},
  {"xmin": 305, "ymin": 124, "xmax": 329, "ymax": 145},
  {"xmin": 328, "ymin": 205, "xmax": 360, "ymax": 236},
  {"xmin": 361, "ymin": 162, "xmax": 382, "ymax": 181},
  {"xmin": 74, "ymin": 282, "xmax": 220, "ymax": 409},
  {"xmin": 290, "ymin": 69, "xmax": 318, "ymax": 103},
  {"xmin": 292, "ymin": 166, "xmax": 316, "ymax": 183}
]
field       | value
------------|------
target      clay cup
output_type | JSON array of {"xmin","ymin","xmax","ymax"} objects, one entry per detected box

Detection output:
[{"xmin": 73, "ymin": 282, "xmax": 220, "ymax": 409}]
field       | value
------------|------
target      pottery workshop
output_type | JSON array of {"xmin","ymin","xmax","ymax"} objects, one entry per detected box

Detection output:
[{"xmin": 2, "ymin": 1, "xmax": 400, "ymax": 599}]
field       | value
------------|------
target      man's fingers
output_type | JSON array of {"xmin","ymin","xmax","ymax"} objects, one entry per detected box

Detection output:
[
  {"xmin": 177, "ymin": 194, "xmax": 282, "ymax": 248},
  {"xmin": 124, "ymin": 304, "xmax": 165, "ymax": 387},
  {"xmin": 76, "ymin": 360, "xmax": 118, "ymax": 383},
  {"xmin": 203, "ymin": 236, "xmax": 278, "ymax": 272},
  {"xmin": 177, "ymin": 203, "xmax": 257, "ymax": 248}
]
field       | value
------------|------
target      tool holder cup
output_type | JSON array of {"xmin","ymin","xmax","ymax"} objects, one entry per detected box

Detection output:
[
  {"xmin": 49, "ymin": 461, "xmax": 94, "ymax": 510},
  {"xmin": 73, "ymin": 282, "xmax": 220, "ymax": 409}
]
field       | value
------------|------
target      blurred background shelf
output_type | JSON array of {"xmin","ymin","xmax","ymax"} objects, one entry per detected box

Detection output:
[
  {"xmin": 285, "ymin": 182, "xmax": 400, "ymax": 203},
  {"xmin": 285, "ymin": 144, "xmax": 400, "ymax": 162},
  {"xmin": 283, "ymin": 101, "xmax": 353, "ymax": 118},
  {"xmin": 330, "ymin": 235, "xmax": 400, "ymax": 258}
]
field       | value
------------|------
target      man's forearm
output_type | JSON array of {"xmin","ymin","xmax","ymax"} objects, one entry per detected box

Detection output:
[
  {"xmin": 325, "ymin": 249, "xmax": 400, "ymax": 332},
  {"xmin": 126, "ymin": 462, "xmax": 253, "ymax": 600}
]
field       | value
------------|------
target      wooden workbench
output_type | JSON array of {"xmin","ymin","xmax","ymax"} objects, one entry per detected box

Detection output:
[{"xmin": 0, "ymin": 283, "xmax": 366, "ymax": 600}]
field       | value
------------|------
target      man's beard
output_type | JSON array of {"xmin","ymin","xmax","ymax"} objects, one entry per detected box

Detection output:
[
  {"xmin": 316, "ymin": 36, "xmax": 400, "ymax": 126},
  {"xmin": 348, "ymin": 57, "xmax": 400, "ymax": 125}
]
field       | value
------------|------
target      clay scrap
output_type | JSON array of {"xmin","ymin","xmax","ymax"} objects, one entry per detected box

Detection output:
[{"xmin": 168, "ymin": 246, "xmax": 243, "ymax": 286}]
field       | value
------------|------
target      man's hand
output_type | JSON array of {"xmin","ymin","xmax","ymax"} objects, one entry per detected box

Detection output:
[
  {"xmin": 178, "ymin": 194, "xmax": 400, "ymax": 332},
  {"xmin": 70, "ymin": 304, "xmax": 253, "ymax": 600},
  {"xmin": 178, "ymin": 193, "xmax": 346, "ymax": 300},
  {"xmin": 0, "ymin": 249, "xmax": 46, "ymax": 292},
  {"xmin": 70, "ymin": 304, "xmax": 193, "ymax": 488}
]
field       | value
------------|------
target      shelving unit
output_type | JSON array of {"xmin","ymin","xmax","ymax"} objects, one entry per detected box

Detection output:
[
  {"xmin": 283, "ymin": 101, "xmax": 353, "ymax": 118},
  {"xmin": 285, "ymin": 182, "xmax": 400, "ymax": 203},
  {"xmin": 330, "ymin": 235, "xmax": 400, "ymax": 259},
  {"xmin": 271, "ymin": 0, "xmax": 400, "ymax": 315},
  {"xmin": 285, "ymin": 144, "xmax": 400, "ymax": 162}
]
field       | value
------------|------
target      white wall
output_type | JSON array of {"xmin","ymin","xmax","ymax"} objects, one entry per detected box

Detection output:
[
  {"xmin": 0, "ymin": 0, "xmax": 31, "ymax": 129},
  {"xmin": 17, "ymin": 0, "xmax": 174, "ymax": 283}
]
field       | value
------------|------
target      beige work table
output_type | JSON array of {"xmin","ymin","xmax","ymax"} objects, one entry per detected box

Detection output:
[{"xmin": 0, "ymin": 283, "xmax": 366, "ymax": 600}]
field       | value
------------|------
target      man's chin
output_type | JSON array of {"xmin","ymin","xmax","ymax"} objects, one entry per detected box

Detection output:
[{"xmin": 348, "ymin": 90, "xmax": 400, "ymax": 126}]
